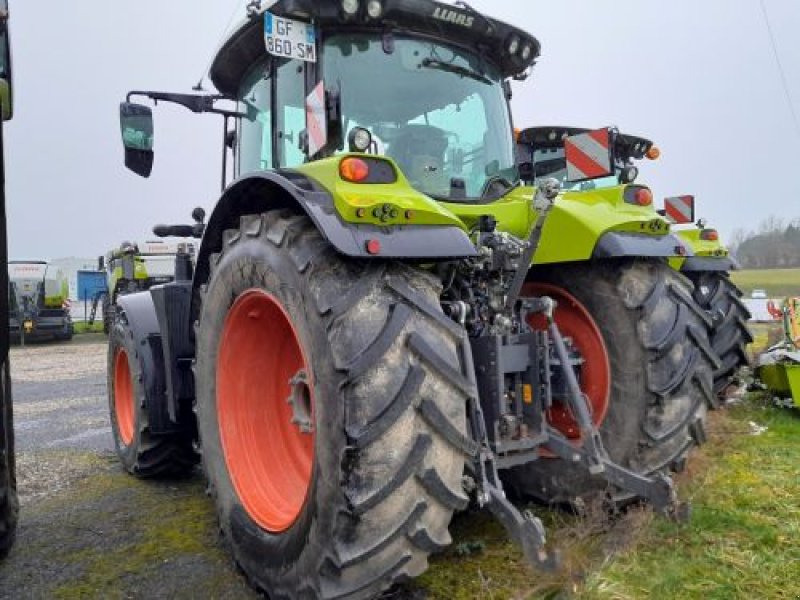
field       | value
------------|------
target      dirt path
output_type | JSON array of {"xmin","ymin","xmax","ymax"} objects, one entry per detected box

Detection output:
[{"xmin": 0, "ymin": 335, "xmax": 258, "ymax": 599}]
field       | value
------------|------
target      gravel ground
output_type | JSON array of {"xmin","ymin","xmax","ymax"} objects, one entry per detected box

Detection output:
[{"xmin": 0, "ymin": 334, "xmax": 259, "ymax": 599}]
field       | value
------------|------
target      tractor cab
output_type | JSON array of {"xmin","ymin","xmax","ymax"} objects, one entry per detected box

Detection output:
[
  {"xmin": 120, "ymin": 0, "xmax": 539, "ymax": 203},
  {"xmin": 517, "ymin": 125, "xmax": 660, "ymax": 191}
]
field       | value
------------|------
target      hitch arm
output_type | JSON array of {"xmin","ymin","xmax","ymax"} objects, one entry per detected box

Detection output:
[{"xmin": 466, "ymin": 393, "xmax": 559, "ymax": 569}]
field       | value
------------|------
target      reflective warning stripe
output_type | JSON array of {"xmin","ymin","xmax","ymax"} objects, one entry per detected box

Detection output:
[
  {"xmin": 305, "ymin": 81, "xmax": 327, "ymax": 158},
  {"xmin": 664, "ymin": 195, "xmax": 695, "ymax": 224},
  {"xmin": 565, "ymin": 129, "xmax": 612, "ymax": 181}
]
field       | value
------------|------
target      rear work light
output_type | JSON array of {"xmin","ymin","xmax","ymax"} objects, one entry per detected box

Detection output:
[
  {"xmin": 700, "ymin": 229, "xmax": 719, "ymax": 241},
  {"xmin": 624, "ymin": 185, "xmax": 653, "ymax": 207}
]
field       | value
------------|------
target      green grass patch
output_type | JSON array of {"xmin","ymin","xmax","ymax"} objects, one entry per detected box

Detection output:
[
  {"xmin": 410, "ymin": 400, "xmax": 800, "ymax": 599},
  {"xmin": 72, "ymin": 321, "xmax": 105, "ymax": 334},
  {"xmin": 730, "ymin": 268, "xmax": 800, "ymax": 297}
]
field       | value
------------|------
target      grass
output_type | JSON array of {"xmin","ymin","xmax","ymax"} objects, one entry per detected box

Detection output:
[
  {"xmin": 410, "ymin": 398, "xmax": 800, "ymax": 600},
  {"xmin": 72, "ymin": 321, "xmax": 104, "ymax": 334},
  {"xmin": 730, "ymin": 268, "xmax": 800, "ymax": 298}
]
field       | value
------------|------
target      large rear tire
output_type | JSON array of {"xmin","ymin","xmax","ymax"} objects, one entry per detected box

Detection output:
[
  {"xmin": 506, "ymin": 259, "xmax": 715, "ymax": 506},
  {"xmin": 0, "ymin": 361, "xmax": 17, "ymax": 558},
  {"xmin": 689, "ymin": 271, "xmax": 752, "ymax": 397},
  {"xmin": 195, "ymin": 210, "xmax": 474, "ymax": 599},
  {"xmin": 107, "ymin": 312, "xmax": 198, "ymax": 477}
]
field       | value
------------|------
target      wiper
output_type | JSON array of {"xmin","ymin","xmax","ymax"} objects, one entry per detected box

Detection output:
[
  {"xmin": 419, "ymin": 58, "xmax": 492, "ymax": 85},
  {"xmin": 481, "ymin": 175, "xmax": 517, "ymax": 200}
]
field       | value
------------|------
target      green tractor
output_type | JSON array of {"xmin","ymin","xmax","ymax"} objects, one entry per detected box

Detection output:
[
  {"xmin": 663, "ymin": 197, "xmax": 753, "ymax": 399},
  {"xmin": 0, "ymin": 0, "xmax": 14, "ymax": 558},
  {"xmin": 99, "ymin": 239, "xmax": 196, "ymax": 333},
  {"xmin": 110, "ymin": 1, "xmax": 711, "ymax": 595}
]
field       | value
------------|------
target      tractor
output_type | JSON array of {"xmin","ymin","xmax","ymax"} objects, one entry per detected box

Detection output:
[
  {"xmin": 98, "ymin": 238, "xmax": 196, "ymax": 333},
  {"xmin": 517, "ymin": 125, "xmax": 749, "ymax": 404},
  {"xmin": 0, "ymin": 0, "xmax": 14, "ymax": 558},
  {"xmin": 663, "ymin": 196, "xmax": 753, "ymax": 399},
  {"xmin": 110, "ymin": 2, "xmax": 711, "ymax": 596}
]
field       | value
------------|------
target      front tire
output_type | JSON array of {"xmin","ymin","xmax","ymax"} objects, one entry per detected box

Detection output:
[
  {"xmin": 107, "ymin": 312, "xmax": 197, "ymax": 477},
  {"xmin": 689, "ymin": 271, "xmax": 753, "ymax": 397},
  {"xmin": 195, "ymin": 211, "xmax": 474, "ymax": 599},
  {"xmin": 507, "ymin": 259, "xmax": 715, "ymax": 506}
]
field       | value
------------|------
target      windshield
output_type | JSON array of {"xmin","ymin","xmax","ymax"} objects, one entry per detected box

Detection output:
[
  {"xmin": 324, "ymin": 34, "xmax": 517, "ymax": 201},
  {"xmin": 528, "ymin": 147, "xmax": 619, "ymax": 191}
]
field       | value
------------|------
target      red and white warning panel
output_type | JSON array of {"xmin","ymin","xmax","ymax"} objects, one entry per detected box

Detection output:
[
  {"xmin": 564, "ymin": 128, "xmax": 614, "ymax": 181},
  {"xmin": 306, "ymin": 81, "xmax": 327, "ymax": 158},
  {"xmin": 664, "ymin": 195, "xmax": 695, "ymax": 224}
]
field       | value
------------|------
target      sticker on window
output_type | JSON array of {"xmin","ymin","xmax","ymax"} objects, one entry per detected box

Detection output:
[{"xmin": 264, "ymin": 13, "xmax": 316, "ymax": 63}]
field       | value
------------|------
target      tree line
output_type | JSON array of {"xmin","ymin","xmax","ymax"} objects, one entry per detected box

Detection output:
[{"xmin": 728, "ymin": 216, "xmax": 800, "ymax": 269}]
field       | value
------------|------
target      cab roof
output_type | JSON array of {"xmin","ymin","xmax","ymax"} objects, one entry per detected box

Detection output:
[{"xmin": 210, "ymin": 0, "xmax": 541, "ymax": 97}]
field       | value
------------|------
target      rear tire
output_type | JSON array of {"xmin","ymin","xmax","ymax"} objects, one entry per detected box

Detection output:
[
  {"xmin": 506, "ymin": 259, "xmax": 715, "ymax": 506},
  {"xmin": 107, "ymin": 312, "xmax": 198, "ymax": 477},
  {"xmin": 689, "ymin": 271, "xmax": 752, "ymax": 397},
  {"xmin": 195, "ymin": 210, "xmax": 474, "ymax": 599},
  {"xmin": 0, "ymin": 361, "xmax": 17, "ymax": 559}
]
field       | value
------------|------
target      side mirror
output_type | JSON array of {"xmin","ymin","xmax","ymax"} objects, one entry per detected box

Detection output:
[
  {"xmin": 0, "ymin": 9, "xmax": 14, "ymax": 121},
  {"xmin": 119, "ymin": 102, "xmax": 154, "ymax": 177},
  {"xmin": 563, "ymin": 128, "xmax": 615, "ymax": 183}
]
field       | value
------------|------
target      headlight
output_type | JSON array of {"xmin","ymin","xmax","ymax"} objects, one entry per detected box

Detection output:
[
  {"xmin": 341, "ymin": 0, "xmax": 359, "ymax": 16},
  {"xmin": 521, "ymin": 44, "xmax": 533, "ymax": 61},
  {"xmin": 507, "ymin": 35, "xmax": 520, "ymax": 55},
  {"xmin": 366, "ymin": 0, "xmax": 382, "ymax": 18}
]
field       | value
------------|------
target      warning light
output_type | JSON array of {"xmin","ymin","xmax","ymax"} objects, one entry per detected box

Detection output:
[
  {"xmin": 340, "ymin": 158, "xmax": 370, "ymax": 183},
  {"xmin": 365, "ymin": 239, "xmax": 381, "ymax": 255},
  {"xmin": 646, "ymin": 146, "xmax": 661, "ymax": 160},
  {"xmin": 522, "ymin": 384, "xmax": 533, "ymax": 404}
]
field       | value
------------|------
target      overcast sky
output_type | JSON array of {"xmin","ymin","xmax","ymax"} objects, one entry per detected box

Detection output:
[{"xmin": 5, "ymin": 0, "xmax": 800, "ymax": 259}]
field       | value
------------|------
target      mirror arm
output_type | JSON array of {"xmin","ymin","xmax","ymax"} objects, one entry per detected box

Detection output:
[{"xmin": 126, "ymin": 91, "xmax": 245, "ymax": 119}]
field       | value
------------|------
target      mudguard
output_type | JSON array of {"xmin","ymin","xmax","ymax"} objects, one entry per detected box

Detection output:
[
  {"xmin": 679, "ymin": 256, "xmax": 737, "ymax": 272},
  {"xmin": 592, "ymin": 231, "xmax": 689, "ymax": 259},
  {"xmin": 116, "ymin": 292, "xmax": 176, "ymax": 435},
  {"xmin": 194, "ymin": 170, "xmax": 478, "ymax": 294}
]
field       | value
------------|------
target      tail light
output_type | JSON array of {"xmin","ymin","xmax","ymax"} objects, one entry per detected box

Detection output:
[
  {"xmin": 339, "ymin": 157, "xmax": 370, "ymax": 182},
  {"xmin": 700, "ymin": 229, "xmax": 719, "ymax": 241},
  {"xmin": 624, "ymin": 185, "xmax": 653, "ymax": 207}
]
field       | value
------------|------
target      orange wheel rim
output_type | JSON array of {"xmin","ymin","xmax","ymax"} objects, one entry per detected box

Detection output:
[
  {"xmin": 523, "ymin": 283, "xmax": 611, "ymax": 441},
  {"xmin": 113, "ymin": 348, "xmax": 135, "ymax": 445},
  {"xmin": 217, "ymin": 289, "xmax": 315, "ymax": 533}
]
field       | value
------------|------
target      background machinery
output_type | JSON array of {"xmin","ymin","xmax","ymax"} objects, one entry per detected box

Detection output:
[
  {"xmin": 96, "ymin": 239, "xmax": 195, "ymax": 333},
  {"xmin": 108, "ymin": 2, "xmax": 712, "ymax": 596},
  {"xmin": 663, "ymin": 197, "xmax": 753, "ymax": 399},
  {"xmin": 7, "ymin": 260, "xmax": 72, "ymax": 343}
]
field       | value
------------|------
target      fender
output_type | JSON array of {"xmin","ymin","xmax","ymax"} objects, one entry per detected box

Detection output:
[
  {"xmin": 679, "ymin": 255, "xmax": 737, "ymax": 273},
  {"xmin": 532, "ymin": 188, "xmax": 678, "ymax": 265},
  {"xmin": 592, "ymin": 231, "xmax": 690, "ymax": 259},
  {"xmin": 194, "ymin": 170, "xmax": 477, "ymax": 293},
  {"xmin": 116, "ymin": 291, "xmax": 177, "ymax": 436}
]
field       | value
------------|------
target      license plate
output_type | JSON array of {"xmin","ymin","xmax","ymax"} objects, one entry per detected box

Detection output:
[{"xmin": 264, "ymin": 13, "xmax": 316, "ymax": 63}]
